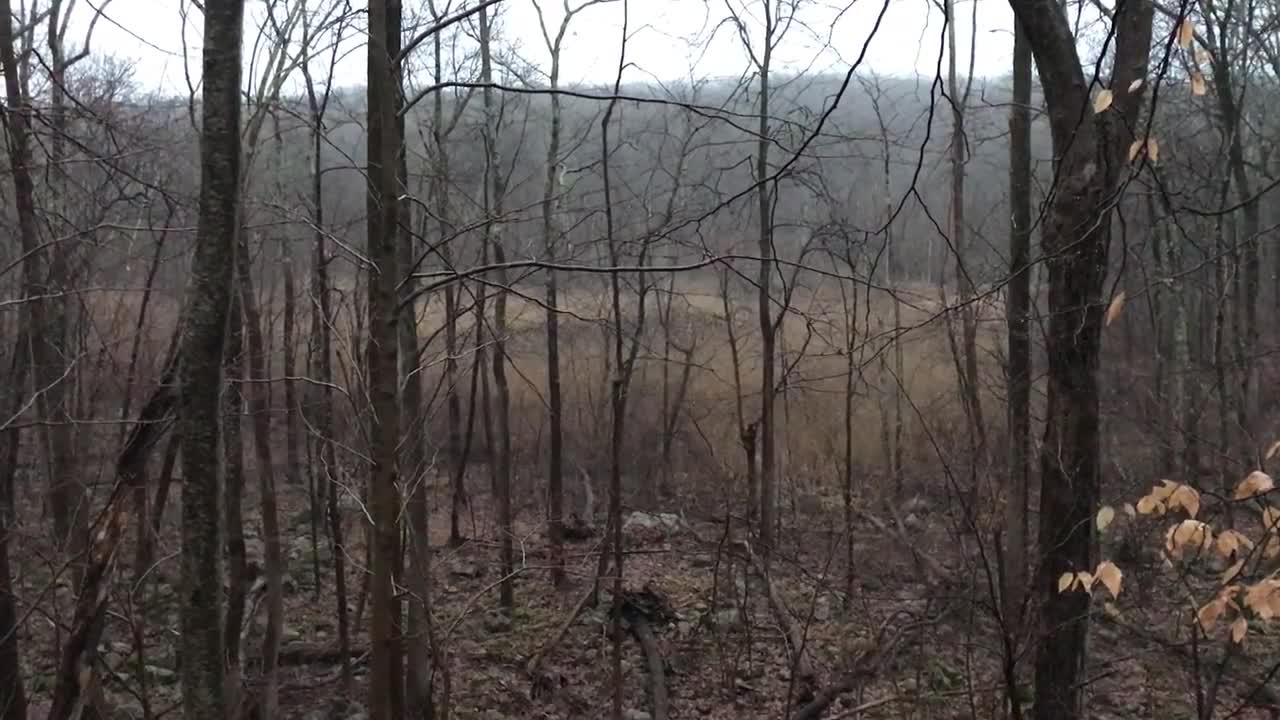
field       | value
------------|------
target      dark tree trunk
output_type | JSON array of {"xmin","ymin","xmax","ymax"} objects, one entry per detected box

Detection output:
[
  {"xmin": 177, "ymin": 0, "xmax": 245, "ymax": 716},
  {"xmin": 1008, "ymin": 2, "xmax": 1153, "ymax": 719},
  {"xmin": 367, "ymin": 0, "xmax": 406, "ymax": 716},
  {"xmin": 1003, "ymin": 15, "xmax": 1032, "ymax": 634}
]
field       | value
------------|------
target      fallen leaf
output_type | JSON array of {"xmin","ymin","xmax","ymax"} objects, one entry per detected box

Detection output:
[
  {"xmin": 1128, "ymin": 77, "xmax": 1144, "ymax": 92},
  {"xmin": 1128, "ymin": 139, "xmax": 1144, "ymax": 162},
  {"xmin": 1123, "ymin": 503, "xmax": 1137, "ymax": 518},
  {"xmin": 1266, "ymin": 440, "xmax": 1280, "ymax": 460},
  {"xmin": 1146, "ymin": 137, "xmax": 1159, "ymax": 164}
]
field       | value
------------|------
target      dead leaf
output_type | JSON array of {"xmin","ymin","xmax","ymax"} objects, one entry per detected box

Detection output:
[
  {"xmin": 1076, "ymin": 571, "xmax": 1094, "ymax": 593},
  {"xmin": 1166, "ymin": 519, "xmax": 1212, "ymax": 556},
  {"xmin": 1128, "ymin": 77, "xmax": 1144, "ymax": 92},
  {"xmin": 1095, "ymin": 560, "xmax": 1123, "ymax": 598},
  {"xmin": 1177, "ymin": 18, "xmax": 1194, "ymax": 48},
  {"xmin": 1169, "ymin": 484, "xmax": 1200, "ymax": 518},
  {"xmin": 1096, "ymin": 505, "xmax": 1116, "ymax": 532},
  {"xmin": 1146, "ymin": 137, "xmax": 1159, "ymax": 164},
  {"xmin": 1136, "ymin": 495, "xmax": 1164, "ymax": 515},
  {"xmin": 1264, "ymin": 506, "xmax": 1280, "ymax": 531},
  {"xmin": 1191, "ymin": 70, "xmax": 1207, "ymax": 96},
  {"xmin": 1123, "ymin": 503, "xmax": 1137, "ymax": 518},
  {"xmin": 1058, "ymin": 572, "xmax": 1075, "ymax": 593},
  {"xmin": 1221, "ymin": 558, "xmax": 1246, "ymax": 584},
  {"xmin": 1235, "ymin": 471, "xmax": 1274, "ymax": 500},
  {"xmin": 1093, "ymin": 88, "xmax": 1114, "ymax": 114},
  {"xmin": 1198, "ymin": 597, "xmax": 1227, "ymax": 631},
  {"xmin": 1231, "ymin": 616, "xmax": 1248, "ymax": 643},
  {"xmin": 1105, "ymin": 291, "xmax": 1126, "ymax": 326},
  {"xmin": 1128, "ymin": 139, "xmax": 1144, "ymax": 163},
  {"xmin": 1266, "ymin": 440, "xmax": 1280, "ymax": 461}
]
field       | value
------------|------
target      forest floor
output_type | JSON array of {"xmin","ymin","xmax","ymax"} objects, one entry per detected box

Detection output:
[{"xmin": 11, "ymin": 476, "xmax": 1280, "ymax": 719}]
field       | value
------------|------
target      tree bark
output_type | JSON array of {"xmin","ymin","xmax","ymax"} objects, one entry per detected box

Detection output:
[
  {"xmin": 1003, "ymin": 14, "xmax": 1032, "ymax": 638},
  {"xmin": 366, "ymin": 0, "xmax": 406, "ymax": 716},
  {"xmin": 178, "ymin": 0, "xmax": 245, "ymax": 716},
  {"xmin": 1008, "ymin": 2, "xmax": 1153, "ymax": 719}
]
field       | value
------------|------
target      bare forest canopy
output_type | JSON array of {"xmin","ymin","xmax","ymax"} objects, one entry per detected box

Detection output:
[{"xmin": 2, "ymin": 1, "xmax": 1280, "ymax": 719}]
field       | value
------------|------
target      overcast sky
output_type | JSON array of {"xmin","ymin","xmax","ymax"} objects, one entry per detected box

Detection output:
[{"xmin": 80, "ymin": 0, "xmax": 1017, "ymax": 96}]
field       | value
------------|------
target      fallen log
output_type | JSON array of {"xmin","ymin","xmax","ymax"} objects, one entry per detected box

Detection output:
[
  {"xmin": 631, "ymin": 615, "xmax": 668, "ymax": 720},
  {"xmin": 744, "ymin": 542, "xmax": 816, "ymax": 701},
  {"xmin": 277, "ymin": 642, "xmax": 370, "ymax": 666}
]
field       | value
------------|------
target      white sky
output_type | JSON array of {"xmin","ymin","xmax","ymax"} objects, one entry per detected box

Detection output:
[{"xmin": 78, "ymin": 0, "xmax": 1017, "ymax": 96}]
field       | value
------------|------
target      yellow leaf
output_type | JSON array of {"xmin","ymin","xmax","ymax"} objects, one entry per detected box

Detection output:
[
  {"xmin": 1221, "ymin": 558, "xmax": 1246, "ymax": 585},
  {"xmin": 1231, "ymin": 616, "xmax": 1248, "ymax": 643},
  {"xmin": 1169, "ymin": 484, "xmax": 1200, "ymax": 518},
  {"xmin": 1096, "ymin": 505, "xmax": 1116, "ymax": 532},
  {"xmin": 1136, "ymin": 495, "xmax": 1164, "ymax": 515},
  {"xmin": 1095, "ymin": 560, "xmax": 1123, "ymax": 598},
  {"xmin": 1266, "ymin": 440, "xmax": 1280, "ymax": 461},
  {"xmin": 1146, "ymin": 137, "xmax": 1159, "ymax": 164},
  {"xmin": 1093, "ymin": 88, "xmax": 1115, "ymax": 114},
  {"xmin": 1105, "ymin": 291, "xmax": 1126, "ymax": 326},
  {"xmin": 1058, "ymin": 572, "xmax": 1075, "ymax": 593},
  {"xmin": 1123, "ymin": 503, "xmax": 1137, "ymax": 518},
  {"xmin": 1191, "ymin": 71, "xmax": 1207, "ymax": 96},
  {"xmin": 1177, "ymin": 18, "xmax": 1194, "ymax": 48},
  {"xmin": 1128, "ymin": 78, "xmax": 1144, "ymax": 92},
  {"xmin": 1235, "ymin": 470, "xmax": 1274, "ymax": 499}
]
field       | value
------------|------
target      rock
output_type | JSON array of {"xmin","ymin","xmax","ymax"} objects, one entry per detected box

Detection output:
[
  {"xmin": 623, "ymin": 511, "xmax": 682, "ymax": 534},
  {"xmin": 245, "ymin": 538, "xmax": 265, "ymax": 561},
  {"xmin": 145, "ymin": 665, "xmax": 177, "ymax": 685},
  {"xmin": 289, "ymin": 535, "xmax": 332, "ymax": 563},
  {"xmin": 623, "ymin": 710, "xmax": 652, "ymax": 720},
  {"xmin": 448, "ymin": 560, "xmax": 484, "ymax": 579},
  {"xmin": 712, "ymin": 608, "xmax": 740, "ymax": 628},
  {"xmin": 813, "ymin": 597, "xmax": 832, "ymax": 622},
  {"xmin": 482, "ymin": 611, "xmax": 512, "ymax": 634}
]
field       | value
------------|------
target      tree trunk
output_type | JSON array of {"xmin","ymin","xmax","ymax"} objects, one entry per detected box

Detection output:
[
  {"xmin": 478, "ymin": 3, "xmax": 515, "ymax": 614},
  {"xmin": 1003, "ymin": 14, "xmax": 1032, "ymax": 637},
  {"xmin": 1009, "ymin": 2, "xmax": 1153, "ymax": 719},
  {"xmin": 366, "ymin": 0, "xmax": 406, "ymax": 715},
  {"xmin": 178, "ymin": 0, "xmax": 245, "ymax": 715}
]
